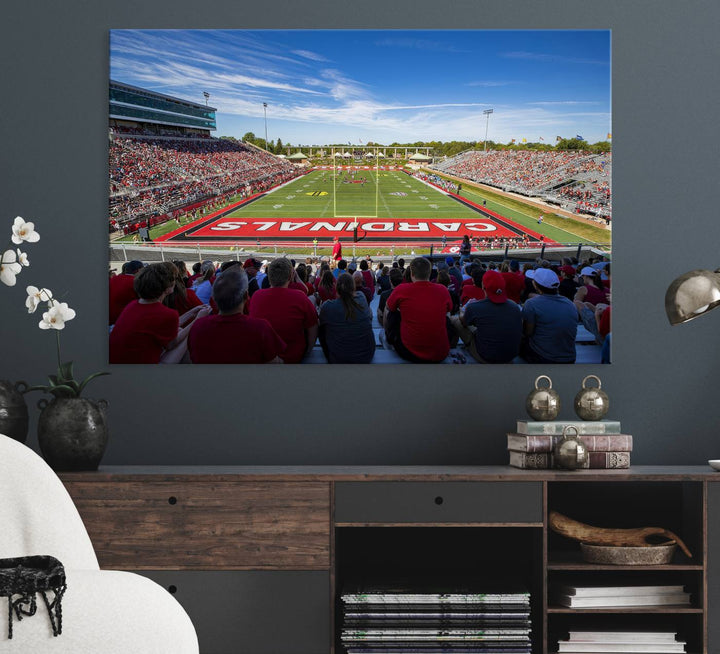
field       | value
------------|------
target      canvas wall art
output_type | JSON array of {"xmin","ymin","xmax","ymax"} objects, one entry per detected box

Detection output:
[{"xmin": 108, "ymin": 29, "xmax": 611, "ymax": 365}]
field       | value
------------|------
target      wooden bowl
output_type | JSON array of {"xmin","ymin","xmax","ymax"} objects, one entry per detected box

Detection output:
[{"xmin": 580, "ymin": 542, "xmax": 677, "ymax": 565}]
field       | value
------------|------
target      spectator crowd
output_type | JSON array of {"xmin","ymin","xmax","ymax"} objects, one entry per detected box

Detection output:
[
  {"xmin": 109, "ymin": 250, "xmax": 611, "ymax": 365},
  {"xmin": 431, "ymin": 150, "xmax": 611, "ymax": 222},
  {"xmin": 109, "ymin": 133, "xmax": 297, "ymax": 232}
]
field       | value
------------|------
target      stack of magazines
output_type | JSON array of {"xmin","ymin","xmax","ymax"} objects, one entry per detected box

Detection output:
[
  {"xmin": 556, "ymin": 630, "xmax": 686, "ymax": 653},
  {"xmin": 340, "ymin": 586, "xmax": 532, "ymax": 653}
]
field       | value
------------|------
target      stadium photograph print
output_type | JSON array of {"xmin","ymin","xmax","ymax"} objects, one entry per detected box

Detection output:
[{"xmin": 108, "ymin": 29, "xmax": 611, "ymax": 365}]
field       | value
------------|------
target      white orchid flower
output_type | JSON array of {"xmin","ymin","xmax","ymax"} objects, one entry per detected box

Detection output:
[
  {"xmin": 26, "ymin": 286, "xmax": 53, "ymax": 313},
  {"xmin": 16, "ymin": 249, "xmax": 29, "ymax": 266},
  {"xmin": 39, "ymin": 301, "xmax": 76, "ymax": 330},
  {"xmin": 0, "ymin": 249, "xmax": 22, "ymax": 286},
  {"xmin": 11, "ymin": 216, "xmax": 40, "ymax": 245}
]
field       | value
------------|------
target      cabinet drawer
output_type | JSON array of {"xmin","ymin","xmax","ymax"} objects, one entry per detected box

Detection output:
[
  {"xmin": 334, "ymin": 481, "xmax": 542, "ymax": 524},
  {"xmin": 138, "ymin": 570, "xmax": 330, "ymax": 654},
  {"xmin": 65, "ymin": 481, "xmax": 330, "ymax": 569}
]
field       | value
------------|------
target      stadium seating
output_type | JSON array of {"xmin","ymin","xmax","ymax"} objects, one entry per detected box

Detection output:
[
  {"xmin": 431, "ymin": 150, "xmax": 611, "ymax": 222},
  {"xmin": 302, "ymin": 288, "xmax": 602, "ymax": 364},
  {"xmin": 109, "ymin": 135, "xmax": 296, "ymax": 230}
]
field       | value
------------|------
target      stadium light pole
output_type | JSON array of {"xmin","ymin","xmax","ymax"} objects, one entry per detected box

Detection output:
[
  {"xmin": 483, "ymin": 108, "xmax": 494, "ymax": 151},
  {"xmin": 263, "ymin": 102, "xmax": 268, "ymax": 151},
  {"xmin": 203, "ymin": 91, "xmax": 210, "ymax": 106}
]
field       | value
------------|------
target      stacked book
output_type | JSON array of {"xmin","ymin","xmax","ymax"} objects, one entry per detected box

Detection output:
[
  {"xmin": 507, "ymin": 420, "xmax": 632, "ymax": 469},
  {"xmin": 340, "ymin": 586, "xmax": 532, "ymax": 653},
  {"xmin": 551, "ymin": 584, "xmax": 691, "ymax": 609},
  {"xmin": 556, "ymin": 630, "xmax": 687, "ymax": 653}
]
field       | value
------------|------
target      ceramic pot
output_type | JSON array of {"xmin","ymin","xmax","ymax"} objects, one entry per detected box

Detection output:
[
  {"xmin": 37, "ymin": 397, "xmax": 109, "ymax": 471},
  {"xmin": 0, "ymin": 380, "xmax": 29, "ymax": 443}
]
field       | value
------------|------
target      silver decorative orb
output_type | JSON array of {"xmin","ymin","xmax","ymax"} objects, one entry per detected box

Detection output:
[
  {"xmin": 574, "ymin": 375, "xmax": 609, "ymax": 421},
  {"xmin": 526, "ymin": 375, "xmax": 561, "ymax": 421},
  {"xmin": 554, "ymin": 426, "xmax": 588, "ymax": 470}
]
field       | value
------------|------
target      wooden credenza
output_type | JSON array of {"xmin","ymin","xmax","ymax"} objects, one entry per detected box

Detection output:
[{"xmin": 60, "ymin": 466, "xmax": 720, "ymax": 654}]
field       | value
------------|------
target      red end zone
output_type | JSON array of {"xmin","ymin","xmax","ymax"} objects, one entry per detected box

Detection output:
[{"xmin": 185, "ymin": 216, "xmax": 527, "ymax": 239}]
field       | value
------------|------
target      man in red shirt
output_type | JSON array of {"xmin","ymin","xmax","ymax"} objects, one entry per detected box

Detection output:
[
  {"xmin": 384, "ymin": 257, "xmax": 453, "ymax": 363},
  {"xmin": 332, "ymin": 237, "xmax": 342, "ymax": 261},
  {"xmin": 249, "ymin": 258, "xmax": 319, "ymax": 363},
  {"xmin": 501, "ymin": 260, "xmax": 526, "ymax": 304},
  {"xmin": 460, "ymin": 267, "xmax": 487, "ymax": 306},
  {"xmin": 188, "ymin": 268, "xmax": 285, "ymax": 364},
  {"xmin": 108, "ymin": 260, "xmax": 144, "ymax": 325}
]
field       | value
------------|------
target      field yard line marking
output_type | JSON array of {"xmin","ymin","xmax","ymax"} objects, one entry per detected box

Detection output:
[
  {"xmin": 379, "ymin": 183, "xmax": 394, "ymax": 217},
  {"xmin": 319, "ymin": 194, "xmax": 334, "ymax": 217}
]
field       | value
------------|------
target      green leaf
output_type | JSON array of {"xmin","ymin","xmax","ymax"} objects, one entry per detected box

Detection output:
[
  {"xmin": 77, "ymin": 371, "xmax": 110, "ymax": 396},
  {"xmin": 25, "ymin": 384, "xmax": 51, "ymax": 394},
  {"xmin": 48, "ymin": 375, "xmax": 58, "ymax": 386},
  {"xmin": 48, "ymin": 384, "xmax": 78, "ymax": 398},
  {"xmin": 58, "ymin": 361, "xmax": 74, "ymax": 383}
]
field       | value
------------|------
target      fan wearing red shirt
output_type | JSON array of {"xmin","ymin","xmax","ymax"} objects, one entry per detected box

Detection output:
[
  {"xmin": 460, "ymin": 268, "xmax": 487, "ymax": 306},
  {"xmin": 332, "ymin": 237, "xmax": 342, "ymax": 261},
  {"xmin": 108, "ymin": 260, "xmax": 143, "ymax": 325},
  {"xmin": 249, "ymin": 258, "xmax": 319, "ymax": 364},
  {"xmin": 501, "ymin": 261, "xmax": 526, "ymax": 304},
  {"xmin": 359, "ymin": 259, "xmax": 375, "ymax": 294},
  {"xmin": 384, "ymin": 257, "xmax": 453, "ymax": 363},
  {"xmin": 188, "ymin": 268, "xmax": 286, "ymax": 364},
  {"xmin": 110, "ymin": 263, "xmax": 211, "ymax": 364}
]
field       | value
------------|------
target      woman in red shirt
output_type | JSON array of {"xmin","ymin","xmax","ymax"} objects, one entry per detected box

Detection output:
[{"xmin": 317, "ymin": 270, "xmax": 337, "ymax": 304}]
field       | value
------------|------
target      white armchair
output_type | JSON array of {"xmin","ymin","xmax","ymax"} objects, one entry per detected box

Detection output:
[{"xmin": 0, "ymin": 434, "xmax": 199, "ymax": 653}]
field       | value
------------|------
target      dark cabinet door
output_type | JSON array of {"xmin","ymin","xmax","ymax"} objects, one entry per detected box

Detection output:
[{"xmin": 138, "ymin": 570, "xmax": 331, "ymax": 654}]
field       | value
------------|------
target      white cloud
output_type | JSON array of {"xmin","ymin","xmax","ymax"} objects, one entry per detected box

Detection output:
[
  {"xmin": 529, "ymin": 101, "xmax": 599, "ymax": 106},
  {"xmin": 292, "ymin": 49, "xmax": 330, "ymax": 62},
  {"xmin": 465, "ymin": 81, "xmax": 515, "ymax": 87},
  {"xmin": 501, "ymin": 51, "xmax": 608, "ymax": 66}
]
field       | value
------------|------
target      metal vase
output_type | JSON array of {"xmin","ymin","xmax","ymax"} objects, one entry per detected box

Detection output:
[
  {"xmin": 554, "ymin": 426, "xmax": 589, "ymax": 470},
  {"xmin": 525, "ymin": 375, "xmax": 561, "ymax": 421},
  {"xmin": 37, "ymin": 397, "xmax": 109, "ymax": 471},
  {"xmin": 0, "ymin": 381, "xmax": 29, "ymax": 443},
  {"xmin": 574, "ymin": 375, "xmax": 610, "ymax": 421}
]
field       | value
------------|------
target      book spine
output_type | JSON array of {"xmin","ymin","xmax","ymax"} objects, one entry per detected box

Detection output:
[
  {"xmin": 549, "ymin": 451, "xmax": 630, "ymax": 469},
  {"xmin": 509, "ymin": 451, "xmax": 550, "ymax": 469},
  {"xmin": 517, "ymin": 420, "xmax": 621, "ymax": 435},
  {"xmin": 508, "ymin": 434, "xmax": 632, "ymax": 453},
  {"xmin": 585, "ymin": 451, "xmax": 631, "ymax": 469}
]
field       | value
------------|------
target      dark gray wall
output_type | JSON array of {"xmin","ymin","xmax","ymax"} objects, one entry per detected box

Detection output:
[{"xmin": 1, "ymin": 1, "xmax": 719, "ymax": 465}]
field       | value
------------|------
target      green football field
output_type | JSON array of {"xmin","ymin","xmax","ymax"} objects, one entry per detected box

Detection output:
[
  {"xmin": 145, "ymin": 168, "xmax": 609, "ymax": 247},
  {"xmin": 226, "ymin": 169, "xmax": 483, "ymax": 220}
]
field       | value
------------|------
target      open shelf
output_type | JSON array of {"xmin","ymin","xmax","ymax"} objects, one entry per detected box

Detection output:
[
  {"xmin": 546, "ymin": 610, "xmax": 704, "ymax": 654},
  {"xmin": 545, "ymin": 480, "xmax": 706, "ymax": 654},
  {"xmin": 335, "ymin": 526, "xmax": 543, "ymax": 654},
  {"xmin": 547, "ymin": 550, "xmax": 701, "ymax": 570}
]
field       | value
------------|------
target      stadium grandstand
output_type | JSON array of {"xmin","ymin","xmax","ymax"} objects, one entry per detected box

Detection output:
[
  {"xmin": 430, "ymin": 150, "xmax": 611, "ymax": 223},
  {"xmin": 109, "ymin": 80, "xmax": 297, "ymax": 235}
]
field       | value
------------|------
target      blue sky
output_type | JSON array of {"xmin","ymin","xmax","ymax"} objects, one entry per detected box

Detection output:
[{"xmin": 110, "ymin": 30, "xmax": 611, "ymax": 145}]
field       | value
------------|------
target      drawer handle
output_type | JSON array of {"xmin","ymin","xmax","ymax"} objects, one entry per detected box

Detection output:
[
  {"xmin": 168, "ymin": 496, "xmax": 178, "ymax": 505},
  {"xmin": 434, "ymin": 496, "xmax": 444, "ymax": 505},
  {"xmin": 168, "ymin": 585, "xmax": 177, "ymax": 594}
]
